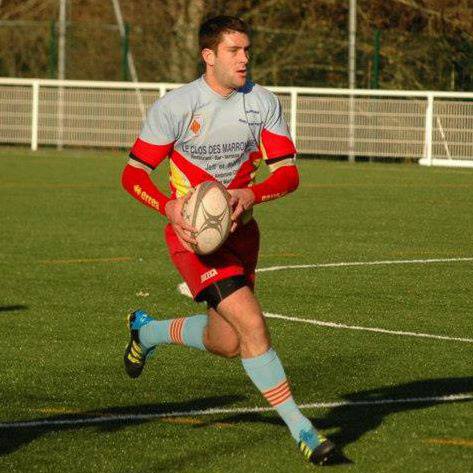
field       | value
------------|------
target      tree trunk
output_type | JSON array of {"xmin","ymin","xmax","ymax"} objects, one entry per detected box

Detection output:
[{"xmin": 167, "ymin": 0, "xmax": 205, "ymax": 83}]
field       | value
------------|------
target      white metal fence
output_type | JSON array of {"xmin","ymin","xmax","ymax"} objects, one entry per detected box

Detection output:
[{"xmin": 1, "ymin": 78, "xmax": 473, "ymax": 167}]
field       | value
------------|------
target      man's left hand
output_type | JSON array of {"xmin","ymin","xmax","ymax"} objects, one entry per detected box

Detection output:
[{"xmin": 227, "ymin": 188, "xmax": 255, "ymax": 232}]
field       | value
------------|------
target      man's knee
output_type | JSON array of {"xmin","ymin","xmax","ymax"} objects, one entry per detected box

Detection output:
[
  {"xmin": 205, "ymin": 335, "xmax": 240, "ymax": 358},
  {"xmin": 203, "ymin": 325, "xmax": 241, "ymax": 358},
  {"xmin": 240, "ymin": 313, "xmax": 267, "ymax": 334},
  {"xmin": 214, "ymin": 342, "xmax": 240, "ymax": 358}
]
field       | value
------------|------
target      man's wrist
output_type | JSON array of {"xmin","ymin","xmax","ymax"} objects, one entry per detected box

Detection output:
[
  {"xmin": 243, "ymin": 187, "xmax": 257, "ymax": 204},
  {"xmin": 249, "ymin": 183, "xmax": 270, "ymax": 204},
  {"xmin": 163, "ymin": 198, "xmax": 175, "ymax": 219}
]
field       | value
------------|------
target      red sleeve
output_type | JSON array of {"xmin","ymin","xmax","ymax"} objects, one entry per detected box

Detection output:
[
  {"xmin": 121, "ymin": 164, "xmax": 170, "ymax": 216},
  {"xmin": 250, "ymin": 165, "xmax": 299, "ymax": 204},
  {"xmin": 129, "ymin": 138, "xmax": 174, "ymax": 170},
  {"xmin": 261, "ymin": 129, "xmax": 297, "ymax": 160}
]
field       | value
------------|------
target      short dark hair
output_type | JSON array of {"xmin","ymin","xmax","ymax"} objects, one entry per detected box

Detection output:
[{"xmin": 199, "ymin": 16, "xmax": 250, "ymax": 52}]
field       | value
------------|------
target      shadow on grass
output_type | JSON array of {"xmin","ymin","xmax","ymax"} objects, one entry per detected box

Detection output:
[
  {"xmin": 317, "ymin": 376, "xmax": 473, "ymax": 452},
  {"xmin": 218, "ymin": 376, "xmax": 473, "ymax": 465},
  {"xmin": 0, "ymin": 395, "xmax": 244, "ymax": 456},
  {"xmin": 0, "ymin": 305, "xmax": 28, "ymax": 313},
  {"xmin": 2, "ymin": 377, "xmax": 471, "ymax": 466}
]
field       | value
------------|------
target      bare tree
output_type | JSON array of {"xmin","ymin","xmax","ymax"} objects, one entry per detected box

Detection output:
[{"xmin": 0, "ymin": 0, "xmax": 471, "ymax": 90}]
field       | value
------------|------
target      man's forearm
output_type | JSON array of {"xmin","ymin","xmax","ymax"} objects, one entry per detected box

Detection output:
[
  {"xmin": 121, "ymin": 164, "xmax": 170, "ymax": 216},
  {"xmin": 250, "ymin": 165, "xmax": 299, "ymax": 204}
]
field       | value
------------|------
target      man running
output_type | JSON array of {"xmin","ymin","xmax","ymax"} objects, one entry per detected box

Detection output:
[{"xmin": 121, "ymin": 15, "xmax": 335, "ymax": 465}]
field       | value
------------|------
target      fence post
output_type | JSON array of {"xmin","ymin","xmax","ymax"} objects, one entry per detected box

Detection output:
[
  {"xmin": 290, "ymin": 89, "xmax": 297, "ymax": 148},
  {"xmin": 348, "ymin": 94, "xmax": 356, "ymax": 162},
  {"xmin": 31, "ymin": 80, "xmax": 39, "ymax": 151},
  {"xmin": 423, "ymin": 94, "xmax": 434, "ymax": 166}
]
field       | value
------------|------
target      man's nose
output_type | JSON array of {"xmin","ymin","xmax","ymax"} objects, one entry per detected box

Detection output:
[{"xmin": 238, "ymin": 50, "xmax": 249, "ymax": 63}]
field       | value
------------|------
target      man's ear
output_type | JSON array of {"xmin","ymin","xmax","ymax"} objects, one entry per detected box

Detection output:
[{"xmin": 202, "ymin": 48, "xmax": 216, "ymax": 67}]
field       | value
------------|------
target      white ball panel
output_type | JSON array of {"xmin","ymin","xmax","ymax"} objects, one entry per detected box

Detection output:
[{"xmin": 181, "ymin": 181, "xmax": 231, "ymax": 255}]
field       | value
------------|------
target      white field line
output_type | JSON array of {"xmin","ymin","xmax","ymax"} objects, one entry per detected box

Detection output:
[
  {"xmin": 256, "ymin": 257, "xmax": 473, "ymax": 273},
  {"xmin": 1, "ymin": 394, "xmax": 471, "ymax": 430},
  {"xmin": 178, "ymin": 257, "xmax": 473, "ymax": 297},
  {"xmin": 177, "ymin": 256, "xmax": 473, "ymax": 343},
  {"xmin": 264, "ymin": 313, "xmax": 473, "ymax": 343}
]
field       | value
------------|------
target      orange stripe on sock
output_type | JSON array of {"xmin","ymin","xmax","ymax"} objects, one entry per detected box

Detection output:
[
  {"xmin": 170, "ymin": 318, "xmax": 185, "ymax": 344},
  {"xmin": 172, "ymin": 319, "xmax": 180, "ymax": 344},
  {"xmin": 266, "ymin": 388, "xmax": 290, "ymax": 405},
  {"xmin": 176, "ymin": 318, "xmax": 185, "ymax": 344},
  {"xmin": 267, "ymin": 384, "xmax": 291, "ymax": 401},
  {"xmin": 263, "ymin": 380, "xmax": 289, "ymax": 398},
  {"xmin": 170, "ymin": 319, "xmax": 178, "ymax": 344},
  {"xmin": 263, "ymin": 380, "xmax": 289, "ymax": 399},
  {"xmin": 266, "ymin": 385, "xmax": 291, "ymax": 402},
  {"xmin": 269, "ymin": 388, "xmax": 292, "ymax": 407},
  {"xmin": 263, "ymin": 380, "xmax": 294, "ymax": 407}
]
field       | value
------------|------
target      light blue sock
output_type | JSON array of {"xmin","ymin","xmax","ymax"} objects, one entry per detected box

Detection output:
[
  {"xmin": 242, "ymin": 348, "xmax": 320, "ymax": 446},
  {"xmin": 139, "ymin": 314, "xmax": 208, "ymax": 351}
]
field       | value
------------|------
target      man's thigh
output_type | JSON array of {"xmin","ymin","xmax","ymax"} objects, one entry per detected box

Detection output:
[
  {"xmin": 203, "ymin": 285, "xmax": 270, "ymax": 358},
  {"xmin": 215, "ymin": 286, "xmax": 270, "ymax": 357},
  {"xmin": 215, "ymin": 286, "xmax": 264, "ymax": 330}
]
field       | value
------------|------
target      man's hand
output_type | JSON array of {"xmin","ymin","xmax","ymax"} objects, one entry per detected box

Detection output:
[
  {"xmin": 165, "ymin": 193, "xmax": 198, "ymax": 252},
  {"xmin": 228, "ymin": 188, "xmax": 255, "ymax": 232}
]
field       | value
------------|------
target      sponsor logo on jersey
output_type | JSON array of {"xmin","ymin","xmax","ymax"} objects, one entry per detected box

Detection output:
[
  {"xmin": 261, "ymin": 191, "xmax": 286, "ymax": 201},
  {"xmin": 190, "ymin": 115, "xmax": 203, "ymax": 136},
  {"xmin": 133, "ymin": 184, "xmax": 160, "ymax": 210},
  {"xmin": 200, "ymin": 268, "xmax": 218, "ymax": 283}
]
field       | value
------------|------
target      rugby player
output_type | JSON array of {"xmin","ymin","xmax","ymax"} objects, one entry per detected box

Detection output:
[{"xmin": 121, "ymin": 15, "xmax": 335, "ymax": 465}]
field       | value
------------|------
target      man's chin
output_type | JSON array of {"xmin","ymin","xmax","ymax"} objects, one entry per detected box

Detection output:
[{"xmin": 233, "ymin": 77, "xmax": 247, "ymax": 89}]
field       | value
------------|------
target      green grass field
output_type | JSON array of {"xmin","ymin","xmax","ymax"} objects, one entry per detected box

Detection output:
[{"xmin": 1, "ymin": 147, "xmax": 472, "ymax": 473}]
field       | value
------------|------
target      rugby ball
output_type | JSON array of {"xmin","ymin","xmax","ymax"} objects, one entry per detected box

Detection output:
[{"xmin": 182, "ymin": 181, "xmax": 232, "ymax": 255}]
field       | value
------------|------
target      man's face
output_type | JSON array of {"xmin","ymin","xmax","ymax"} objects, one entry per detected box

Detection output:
[{"xmin": 209, "ymin": 31, "xmax": 250, "ymax": 91}]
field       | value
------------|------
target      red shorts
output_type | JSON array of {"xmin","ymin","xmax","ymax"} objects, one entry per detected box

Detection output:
[{"xmin": 165, "ymin": 218, "xmax": 260, "ymax": 300}]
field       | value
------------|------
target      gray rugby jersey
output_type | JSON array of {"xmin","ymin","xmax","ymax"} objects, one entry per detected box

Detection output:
[{"xmin": 130, "ymin": 75, "xmax": 296, "ymax": 197}]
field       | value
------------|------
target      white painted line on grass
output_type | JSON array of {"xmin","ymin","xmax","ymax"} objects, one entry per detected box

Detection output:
[
  {"xmin": 178, "ymin": 257, "xmax": 473, "ymax": 298},
  {"xmin": 264, "ymin": 313, "xmax": 473, "ymax": 343},
  {"xmin": 177, "ymin": 255, "xmax": 473, "ymax": 344},
  {"xmin": 0, "ymin": 394, "xmax": 471, "ymax": 430},
  {"xmin": 256, "ymin": 257, "xmax": 473, "ymax": 273}
]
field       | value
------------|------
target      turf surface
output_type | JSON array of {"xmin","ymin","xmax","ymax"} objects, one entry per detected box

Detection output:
[{"xmin": 0, "ymin": 147, "xmax": 472, "ymax": 472}]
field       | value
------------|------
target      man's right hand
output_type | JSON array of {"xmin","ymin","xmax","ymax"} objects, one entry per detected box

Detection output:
[{"xmin": 165, "ymin": 194, "xmax": 198, "ymax": 252}]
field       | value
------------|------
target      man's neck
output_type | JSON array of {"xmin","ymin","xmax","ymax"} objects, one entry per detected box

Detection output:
[{"xmin": 203, "ymin": 73, "xmax": 235, "ymax": 97}]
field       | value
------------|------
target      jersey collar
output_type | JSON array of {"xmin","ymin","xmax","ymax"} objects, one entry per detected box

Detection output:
[{"xmin": 199, "ymin": 75, "xmax": 238, "ymax": 101}]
